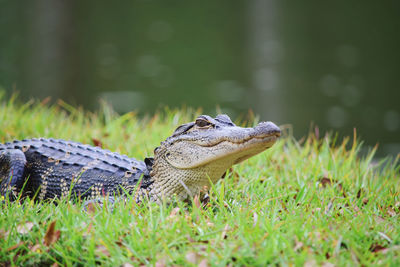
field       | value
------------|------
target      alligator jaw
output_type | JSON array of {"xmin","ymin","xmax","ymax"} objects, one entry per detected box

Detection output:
[
  {"xmin": 176, "ymin": 134, "xmax": 279, "ymax": 169},
  {"xmin": 232, "ymin": 135, "xmax": 279, "ymax": 165}
]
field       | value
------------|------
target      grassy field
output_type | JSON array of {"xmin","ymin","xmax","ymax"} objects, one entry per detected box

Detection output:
[{"xmin": 0, "ymin": 94, "xmax": 399, "ymax": 266}]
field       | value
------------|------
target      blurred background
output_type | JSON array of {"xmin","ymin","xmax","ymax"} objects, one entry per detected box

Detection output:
[{"xmin": 0, "ymin": 0, "xmax": 399, "ymax": 157}]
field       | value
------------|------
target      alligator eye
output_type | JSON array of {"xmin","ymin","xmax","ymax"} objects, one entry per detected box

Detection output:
[{"xmin": 195, "ymin": 118, "xmax": 211, "ymax": 128}]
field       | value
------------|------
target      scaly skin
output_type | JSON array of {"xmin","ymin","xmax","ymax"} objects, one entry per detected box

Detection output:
[{"xmin": 0, "ymin": 114, "xmax": 280, "ymax": 202}]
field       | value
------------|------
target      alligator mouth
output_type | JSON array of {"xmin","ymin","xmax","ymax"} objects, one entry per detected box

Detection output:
[
  {"xmin": 193, "ymin": 131, "xmax": 281, "ymax": 148},
  {"xmin": 182, "ymin": 133, "xmax": 280, "ymax": 168},
  {"xmin": 231, "ymin": 135, "xmax": 279, "ymax": 164}
]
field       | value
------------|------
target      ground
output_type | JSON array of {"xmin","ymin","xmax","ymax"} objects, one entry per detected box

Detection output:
[{"xmin": 0, "ymin": 94, "xmax": 399, "ymax": 266}]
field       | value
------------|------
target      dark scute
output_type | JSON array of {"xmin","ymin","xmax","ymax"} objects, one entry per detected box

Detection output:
[
  {"xmin": 144, "ymin": 157, "xmax": 154, "ymax": 167},
  {"xmin": 171, "ymin": 122, "xmax": 195, "ymax": 137},
  {"xmin": 215, "ymin": 114, "xmax": 235, "ymax": 126},
  {"xmin": 197, "ymin": 115, "xmax": 213, "ymax": 121},
  {"xmin": 144, "ymin": 157, "xmax": 154, "ymax": 173}
]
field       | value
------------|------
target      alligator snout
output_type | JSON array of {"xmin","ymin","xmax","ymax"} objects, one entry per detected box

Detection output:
[{"xmin": 255, "ymin": 121, "xmax": 281, "ymax": 137}]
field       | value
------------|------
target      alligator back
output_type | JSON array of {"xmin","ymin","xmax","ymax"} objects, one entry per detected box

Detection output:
[{"xmin": 0, "ymin": 138, "xmax": 151, "ymax": 200}]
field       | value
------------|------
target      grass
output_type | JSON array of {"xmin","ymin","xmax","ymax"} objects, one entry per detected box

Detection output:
[{"xmin": 0, "ymin": 93, "xmax": 399, "ymax": 266}]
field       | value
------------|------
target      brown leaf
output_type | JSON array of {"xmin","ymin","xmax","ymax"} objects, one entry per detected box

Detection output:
[
  {"xmin": 319, "ymin": 177, "xmax": 343, "ymax": 191},
  {"xmin": 6, "ymin": 241, "xmax": 24, "ymax": 252},
  {"xmin": 17, "ymin": 222, "xmax": 34, "ymax": 234},
  {"xmin": 92, "ymin": 138, "xmax": 103, "ymax": 148},
  {"xmin": 43, "ymin": 221, "xmax": 61, "ymax": 247},
  {"xmin": 370, "ymin": 243, "xmax": 387, "ymax": 253},
  {"xmin": 362, "ymin": 198, "xmax": 369, "ymax": 205},
  {"xmin": 319, "ymin": 177, "xmax": 334, "ymax": 187},
  {"xmin": 193, "ymin": 195, "xmax": 201, "ymax": 209},
  {"xmin": 325, "ymin": 252, "xmax": 331, "ymax": 259},
  {"xmin": 51, "ymin": 263, "xmax": 59, "ymax": 267},
  {"xmin": 115, "ymin": 240, "xmax": 124, "ymax": 247}
]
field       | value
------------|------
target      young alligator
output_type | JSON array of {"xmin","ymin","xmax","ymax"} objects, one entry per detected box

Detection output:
[{"xmin": 0, "ymin": 114, "xmax": 280, "ymax": 203}]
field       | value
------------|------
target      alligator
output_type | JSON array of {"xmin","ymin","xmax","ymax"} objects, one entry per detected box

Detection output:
[{"xmin": 0, "ymin": 114, "xmax": 280, "ymax": 203}]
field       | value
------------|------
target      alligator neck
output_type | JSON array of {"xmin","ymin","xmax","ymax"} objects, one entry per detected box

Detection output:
[{"xmin": 147, "ymin": 152, "xmax": 229, "ymax": 203}]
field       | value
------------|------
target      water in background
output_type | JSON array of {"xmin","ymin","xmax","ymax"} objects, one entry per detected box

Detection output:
[{"xmin": 0, "ymin": 1, "xmax": 399, "ymax": 157}]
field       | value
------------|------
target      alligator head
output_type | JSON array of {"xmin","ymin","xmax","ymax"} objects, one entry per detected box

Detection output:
[{"xmin": 147, "ymin": 114, "xmax": 281, "ymax": 202}]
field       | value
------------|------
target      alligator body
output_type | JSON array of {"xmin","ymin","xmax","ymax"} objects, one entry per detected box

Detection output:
[{"xmin": 0, "ymin": 114, "xmax": 280, "ymax": 203}]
